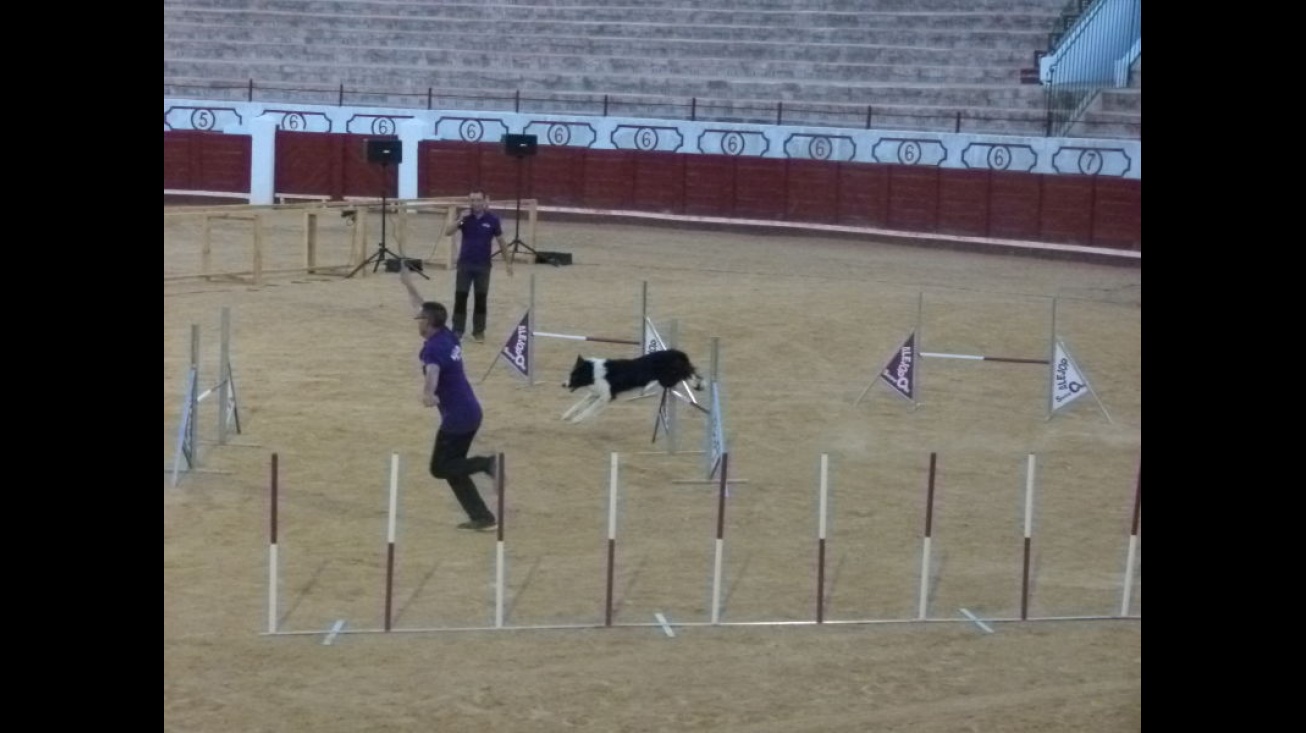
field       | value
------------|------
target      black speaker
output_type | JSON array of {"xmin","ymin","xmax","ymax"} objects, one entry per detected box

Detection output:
[
  {"xmin": 502, "ymin": 133, "xmax": 538, "ymax": 158},
  {"xmin": 366, "ymin": 139, "xmax": 403, "ymax": 165},
  {"xmin": 535, "ymin": 251, "xmax": 572, "ymax": 266},
  {"xmin": 384, "ymin": 258, "xmax": 423, "ymax": 273}
]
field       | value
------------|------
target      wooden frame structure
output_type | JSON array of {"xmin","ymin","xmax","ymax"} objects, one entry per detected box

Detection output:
[{"xmin": 163, "ymin": 196, "xmax": 540, "ymax": 284}]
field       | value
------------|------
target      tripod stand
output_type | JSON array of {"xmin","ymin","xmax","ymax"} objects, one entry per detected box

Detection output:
[
  {"xmin": 349, "ymin": 141, "xmax": 427, "ymax": 280},
  {"xmin": 495, "ymin": 134, "xmax": 552, "ymax": 266}
]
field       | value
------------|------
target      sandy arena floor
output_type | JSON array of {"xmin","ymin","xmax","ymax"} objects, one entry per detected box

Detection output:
[{"xmin": 164, "ymin": 210, "xmax": 1141, "ymax": 733}]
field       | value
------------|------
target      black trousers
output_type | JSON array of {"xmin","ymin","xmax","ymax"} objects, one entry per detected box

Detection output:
[
  {"xmin": 429, "ymin": 426, "xmax": 495, "ymax": 523},
  {"xmin": 452, "ymin": 263, "xmax": 492, "ymax": 337}
]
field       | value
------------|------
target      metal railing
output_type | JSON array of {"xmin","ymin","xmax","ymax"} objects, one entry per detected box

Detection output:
[{"xmin": 1040, "ymin": 0, "xmax": 1142, "ymax": 137}]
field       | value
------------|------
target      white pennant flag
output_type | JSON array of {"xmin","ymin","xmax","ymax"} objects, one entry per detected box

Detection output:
[
  {"xmin": 1050, "ymin": 340, "xmax": 1090, "ymax": 413},
  {"xmin": 641, "ymin": 318, "xmax": 699, "ymax": 405},
  {"xmin": 643, "ymin": 316, "xmax": 665, "ymax": 356}
]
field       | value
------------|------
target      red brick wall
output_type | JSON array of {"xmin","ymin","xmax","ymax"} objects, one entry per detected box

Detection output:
[{"xmin": 163, "ymin": 132, "xmax": 1141, "ymax": 251}]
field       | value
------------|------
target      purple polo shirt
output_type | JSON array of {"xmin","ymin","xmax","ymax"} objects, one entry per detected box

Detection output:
[
  {"xmin": 455, "ymin": 211, "xmax": 502, "ymax": 267},
  {"xmin": 419, "ymin": 328, "xmax": 483, "ymax": 433}
]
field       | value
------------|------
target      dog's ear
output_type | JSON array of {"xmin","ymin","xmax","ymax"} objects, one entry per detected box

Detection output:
[{"xmin": 576, "ymin": 355, "xmax": 585, "ymax": 364}]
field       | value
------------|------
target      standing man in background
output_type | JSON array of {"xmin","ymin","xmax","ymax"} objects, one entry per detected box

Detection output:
[{"xmin": 444, "ymin": 189, "xmax": 513, "ymax": 343}]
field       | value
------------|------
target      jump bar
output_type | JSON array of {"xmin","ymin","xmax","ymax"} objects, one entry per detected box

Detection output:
[
  {"xmin": 921, "ymin": 352, "xmax": 1049, "ymax": 365},
  {"xmin": 533, "ymin": 330, "xmax": 640, "ymax": 346}
]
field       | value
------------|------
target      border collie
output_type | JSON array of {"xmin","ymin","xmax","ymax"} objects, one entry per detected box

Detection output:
[{"xmin": 562, "ymin": 349, "xmax": 704, "ymax": 423}]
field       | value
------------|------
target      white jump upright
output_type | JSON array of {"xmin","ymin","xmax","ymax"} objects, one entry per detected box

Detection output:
[
  {"xmin": 663, "ymin": 338, "xmax": 746, "ymax": 488},
  {"xmin": 166, "ymin": 307, "xmax": 244, "ymax": 487}
]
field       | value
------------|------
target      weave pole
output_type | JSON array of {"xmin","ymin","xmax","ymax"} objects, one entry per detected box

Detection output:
[
  {"xmin": 1120, "ymin": 460, "xmax": 1142, "ymax": 616},
  {"xmin": 383, "ymin": 452, "xmax": 399, "ymax": 632},
  {"xmin": 218, "ymin": 307, "xmax": 232, "ymax": 444},
  {"xmin": 918, "ymin": 452, "xmax": 938, "ymax": 619},
  {"xmin": 494, "ymin": 452, "xmax": 507, "ymax": 629},
  {"xmin": 267, "ymin": 452, "xmax": 279, "ymax": 634},
  {"xmin": 710, "ymin": 452, "xmax": 729, "ymax": 625},
  {"xmin": 604, "ymin": 452, "xmax": 619, "ymax": 627},
  {"xmin": 816, "ymin": 454, "xmax": 829, "ymax": 624},
  {"xmin": 1021, "ymin": 453, "xmax": 1036, "ymax": 621}
]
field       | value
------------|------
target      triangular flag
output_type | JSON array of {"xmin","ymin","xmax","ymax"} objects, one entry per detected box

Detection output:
[
  {"xmin": 169, "ymin": 366, "xmax": 199, "ymax": 487},
  {"xmin": 854, "ymin": 330, "xmax": 917, "ymax": 407},
  {"xmin": 1050, "ymin": 340, "xmax": 1089, "ymax": 412},
  {"xmin": 641, "ymin": 318, "xmax": 699, "ymax": 405},
  {"xmin": 878, "ymin": 331, "xmax": 917, "ymax": 402},
  {"xmin": 643, "ymin": 316, "xmax": 665, "ymax": 356},
  {"xmin": 498, "ymin": 310, "xmax": 532, "ymax": 381},
  {"xmin": 224, "ymin": 368, "xmax": 242, "ymax": 436}
]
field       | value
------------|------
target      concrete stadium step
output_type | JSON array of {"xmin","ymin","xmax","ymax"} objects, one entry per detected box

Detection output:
[
  {"xmin": 163, "ymin": 11, "xmax": 1053, "ymax": 49},
  {"xmin": 1062, "ymin": 113, "xmax": 1141, "ymax": 140},
  {"xmin": 165, "ymin": 0, "xmax": 1069, "ymax": 16},
  {"xmin": 165, "ymin": 59, "xmax": 1051, "ymax": 109},
  {"xmin": 163, "ymin": 41, "xmax": 1028, "ymax": 85},
  {"xmin": 1098, "ymin": 89, "xmax": 1140, "ymax": 114},
  {"xmin": 165, "ymin": 1, "xmax": 1065, "ymax": 27},
  {"xmin": 164, "ymin": 23, "xmax": 1037, "ymax": 66}
]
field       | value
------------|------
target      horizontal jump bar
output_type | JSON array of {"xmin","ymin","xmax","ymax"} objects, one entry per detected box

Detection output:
[
  {"xmin": 921, "ymin": 352, "xmax": 1049, "ymax": 365},
  {"xmin": 533, "ymin": 331, "xmax": 640, "ymax": 346}
]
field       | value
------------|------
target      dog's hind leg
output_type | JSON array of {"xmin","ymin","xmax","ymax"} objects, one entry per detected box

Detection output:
[
  {"xmin": 574, "ymin": 394, "xmax": 610, "ymax": 423},
  {"xmin": 563, "ymin": 393, "xmax": 597, "ymax": 422}
]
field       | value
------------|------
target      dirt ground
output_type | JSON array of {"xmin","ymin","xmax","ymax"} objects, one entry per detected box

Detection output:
[{"xmin": 164, "ymin": 208, "xmax": 1142, "ymax": 733}]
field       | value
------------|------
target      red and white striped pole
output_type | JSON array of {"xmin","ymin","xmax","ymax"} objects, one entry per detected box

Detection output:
[
  {"xmin": 604, "ymin": 452, "xmax": 619, "ymax": 628},
  {"xmin": 710, "ymin": 452, "xmax": 729, "ymax": 625},
  {"xmin": 1021, "ymin": 453, "xmax": 1036, "ymax": 621},
  {"xmin": 533, "ymin": 331, "xmax": 640, "ymax": 346},
  {"xmin": 1120, "ymin": 460, "xmax": 1141, "ymax": 616},
  {"xmin": 494, "ymin": 452, "xmax": 506, "ymax": 629},
  {"xmin": 918, "ymin": 452, "xmax": 938, "ymax": 619},
  {"xmin": 816, "ymin": 454, "xmax": 829, "ymax": 624},
  {"xmin": 920, "ymin": 352, "xmax": 1049, "ymax": 365},
  {"xmin": 383, "ymin": 452, "xmax": 399, "ymax": 632},
  {"xmin": 267, "ymin": 452, "xmax": 279, "ymax": 634}
]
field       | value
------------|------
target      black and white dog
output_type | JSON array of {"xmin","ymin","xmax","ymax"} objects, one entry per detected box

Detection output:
[{"xmin": 562, "ymin": 349, "xmax": 704, "ymax": 423}]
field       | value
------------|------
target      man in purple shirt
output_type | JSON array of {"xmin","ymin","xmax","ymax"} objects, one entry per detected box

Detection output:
[
  {"xmin": 400, "ymin": 262, "xmax": 498, "ymax": 531},
  {"xmin": 443, "ymin": 189, "xmax": 513, "ymax": 343}
]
